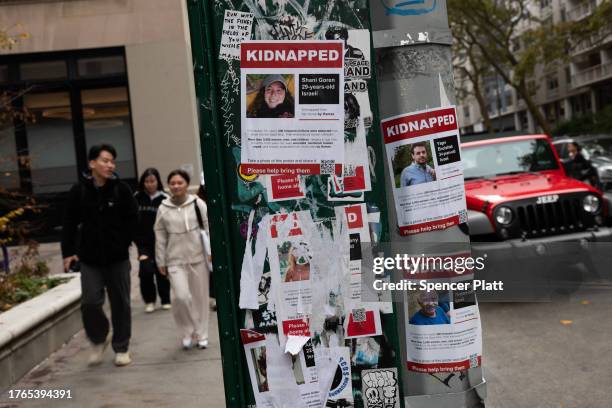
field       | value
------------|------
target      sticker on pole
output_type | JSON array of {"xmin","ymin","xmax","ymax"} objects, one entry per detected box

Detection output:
[
  {"xmin": 240, "ymin": 41, "xmax": 345, "ymax": 175},
  {"xmin": 381, "ymin": 106, "xmax": 467, "ymax": 236}
]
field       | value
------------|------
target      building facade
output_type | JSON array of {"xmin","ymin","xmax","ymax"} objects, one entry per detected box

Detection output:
[
  {"xmin": 0, "ymin": 0, "xmax": 201, "ymax": 238},
  {"xmin": 458, "ymin": 0, "xmax": 612, "ymax": 135}
]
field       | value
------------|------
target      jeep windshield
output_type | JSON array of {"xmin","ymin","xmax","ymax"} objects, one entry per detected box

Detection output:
[{"xmin": 463, "ymin": 139, "xmax": 559, "ymax": 180}]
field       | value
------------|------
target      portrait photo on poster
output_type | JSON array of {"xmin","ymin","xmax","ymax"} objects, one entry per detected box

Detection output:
[
  {"xmin": 408, "ymin": 289, "xmax": 451, "ymax": 326},
  {"xmin": 392, "ymin": 141, "xmax": 437, "ymax": 188},
  {"xmin": 277, "ymin": 240, "xmax": 312, "ymax": 283},
  {"xmin": 246, "ymin": 74, "xmax": 295, "ymax": 119}
]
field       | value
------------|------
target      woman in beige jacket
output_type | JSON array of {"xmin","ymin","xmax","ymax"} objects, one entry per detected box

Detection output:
[{"xmin": 154, "ymin": 169, "xmax": 210, "ymax": 349}]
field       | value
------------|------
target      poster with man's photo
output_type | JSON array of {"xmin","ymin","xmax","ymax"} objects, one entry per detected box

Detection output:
[
  {"xmin": 240, "ymin": 41, "xmax": 345, "ymax": 175},
  {"xmin": 404, "ymin": 284, "xmax": 482, "ymax": 373},
  {"xmin": 381, "ymin": 106, "xmax": 467, "ymax": 236}
]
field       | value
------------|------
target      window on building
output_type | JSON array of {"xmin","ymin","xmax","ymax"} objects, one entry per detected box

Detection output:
[
  {"xmin": 81, "ymin": 87, "xmax": 135, "ymax": 179},
  {"xmin": 22, "ymin": 92, "xmax": 79, "ymax": 194},
  {"xmin": 527, "ymin": 80, "xmax": 537, "ymax": 96},
  {"xmin": 0, "ymin": 48, "xmax": 135, "ymax": 238},
  {"xmin": 519, "ymin": 111, "xmax": 529, "ymax": 130},
  {"xmin": 0, "ymin": 124, "xmax": 19, "ymax": 191},
  {"xmin": 504, "ymin": 92, "xmax": 513, "ymax": 107},
  {"xmin": 547, "ymin": 75, "xmax": 559, "ymax": 91},
  {"xmin": 0, "ymin": 65, "xmax": 8, "ymax": 83},
  {"xmin": 463, "ymin": 106, "xmax": 470, "ymax": 119},
  {"xmin": 77, "ymin": 56, "xmax": 126, "ymax": 78},
  {"xmin": 20, "ymin": 60, "xmax": 67, "ymax": 81}
]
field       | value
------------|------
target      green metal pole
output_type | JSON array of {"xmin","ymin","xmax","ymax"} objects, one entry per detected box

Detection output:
[{"xmin": 186, "ymin": 1, "xmax": 246, "ymax": 406}]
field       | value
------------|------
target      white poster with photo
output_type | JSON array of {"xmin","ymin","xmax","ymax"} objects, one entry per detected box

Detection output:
[
  {"xmin": 403, "ymin": 277, "xmax": 482, "ymax": 373},
  {"xmin": 241, "ymin": 41, "xmax": 345, "ymax": 176},
  {"xmin": 241, "ymin": 330, "xmax": 303, "ymax": 408},
  {"xmin": 241, "ymin": 330, "xmax": 323, "ymax": 407},
  {"xmin": 381, "ymin": 106, "xmax": 467, "ymax": 236},
  {"xmin": 267, "ymin": 211, "xmax": 316, "ymax": 348}
]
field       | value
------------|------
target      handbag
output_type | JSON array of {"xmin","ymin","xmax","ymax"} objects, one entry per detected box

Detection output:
[{"xmin": 193, "ymin": 200, "xmax": 212, "ymax": 270}]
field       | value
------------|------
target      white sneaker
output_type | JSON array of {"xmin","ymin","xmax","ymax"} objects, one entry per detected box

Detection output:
[
  {"xmin": 182, "ymin": 337, "xmax": 193, "ymax": 350},
  {"xmin": 161, "ymin": 303, "xmax": 172, "ymax": 310},
  {"xmin": 145, "ymin": 303, "xmax": 155, "ymax": 313},
  {"xmin": 197, "ymin": 339, "xmax": 208, "ymax": 349},
  {"xmin": 114, "ymin": 352, "xmax": 132, "ymax": 367},
  {"xmin": 88, "ymin": 333, "xmax": 112, "ymax": 366}
]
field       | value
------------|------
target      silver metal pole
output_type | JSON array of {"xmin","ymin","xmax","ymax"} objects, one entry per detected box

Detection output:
[{"xmin": 370, "ymin": 1, "xmax": 486, "ymax": 406}]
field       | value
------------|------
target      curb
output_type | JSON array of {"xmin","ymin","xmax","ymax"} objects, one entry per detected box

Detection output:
[{"xmin": 0, "ymin": 273, "xmax": 82, "ymax": 392}]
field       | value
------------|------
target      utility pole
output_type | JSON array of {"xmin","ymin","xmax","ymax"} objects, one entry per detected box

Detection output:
[{"xmin": 370, "ymin": 1, "xmax": 486, "ymax": 406}]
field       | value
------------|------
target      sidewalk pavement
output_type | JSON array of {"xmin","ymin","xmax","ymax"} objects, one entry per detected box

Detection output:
[{"xmin": 0, "ymin": 245, "xmax": 226, "ymax": 408}]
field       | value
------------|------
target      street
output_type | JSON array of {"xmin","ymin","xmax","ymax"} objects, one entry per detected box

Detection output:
[
  {"xmin": 481, "ymin": 278, "xmax": 612, "ymax": 408},
  {"xmin": 1, "ymin": 245, "xmax": 611, "ymax": 407}
]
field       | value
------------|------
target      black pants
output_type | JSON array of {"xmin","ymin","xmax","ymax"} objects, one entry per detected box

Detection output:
[
  {"xmin": 80, "ymin": 260, "xmax": 131, "ymax": 353},
  {"xmin": 139, "ymin": 258, "xmax": 170, "ymax": 304}
]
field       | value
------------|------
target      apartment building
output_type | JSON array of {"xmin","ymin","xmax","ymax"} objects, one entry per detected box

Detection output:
[{"xmin": 458, "ymin": 0, "xmax": 612, "ymax": 135}]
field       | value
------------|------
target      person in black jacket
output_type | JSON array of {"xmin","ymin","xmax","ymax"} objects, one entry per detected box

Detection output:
[
  {"xmin": 61, "ymin": 144, "xmax": 138, "ymax": 367},
  {"xmin": 564, "ymin": 142, "xmax": 601, "ymax": 188},
  {"xmin": 134, "ymin": 168, "xmax": 170, "ymax": 313}
]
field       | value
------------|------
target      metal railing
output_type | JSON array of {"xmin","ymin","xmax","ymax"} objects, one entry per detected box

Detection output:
[
  {"xmin": 567, "ymin": 0, "xmax": 594, "ymax": 21},
  {"xmin": 572, "ymin": 62, "xmax": 612, "ymax": 87},
  {"xmin": 571, "ymin": 25, "xmax": 612, "ymax": 54}
]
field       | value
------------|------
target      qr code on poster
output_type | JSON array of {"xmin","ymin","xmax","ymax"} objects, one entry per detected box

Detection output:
[
  {"xmin": 458, "ymin": 209, "xmax": 468, "ymax": 224},
  {"xmin": 352, "ymin": 308, "xmax": 367, "ymax": 323},
  {"xmin": 343, "ymin": 164, "xmax": 357, "ymax": 177},
  {"xmin": 320, "ymin": 160, "xmax": 336, "ymax": 175},
  {"xmin": 469, "ymin": 353, "xmax": 479, "ymax": 368}
]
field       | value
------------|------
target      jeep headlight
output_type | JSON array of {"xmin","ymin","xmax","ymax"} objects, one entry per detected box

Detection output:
[
  {"xmin": 494, "ymin": 206, "xmax": 513, "ymax": 225},
  {"xmin": 582, "ymin": 194, "xmax": 600, "ymax": 214}
]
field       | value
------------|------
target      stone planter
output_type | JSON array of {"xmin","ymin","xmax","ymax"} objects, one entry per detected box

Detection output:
[{"xmin": 0, "ymin": 273, "xmax": 81, "ymax": 392}]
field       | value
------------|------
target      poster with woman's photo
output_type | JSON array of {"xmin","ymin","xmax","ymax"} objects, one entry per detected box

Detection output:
[
  {"xmin": 241, "ymin": 41, "xmax": 345, "ymax": 175},
  {"xmin": 267, "ymin": 211, "xmax": 315, "ymax": 346},
  {"xmin": 381, "ymin": 106, "xmax": 467, "ymax": 236}
]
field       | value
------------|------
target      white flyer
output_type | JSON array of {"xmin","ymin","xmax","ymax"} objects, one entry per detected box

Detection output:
[
  {"xmin": 240, "ymin": 41, "xmax": 345, "ymax": 175},
  {"xmin": 381, "ymin": 106, "xmax": 467, "ymax": 236}
]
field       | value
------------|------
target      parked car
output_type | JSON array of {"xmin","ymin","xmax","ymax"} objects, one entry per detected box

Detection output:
[{"xmin": 461, "ymin": 134, "xmax": 611, "ymax": 299}]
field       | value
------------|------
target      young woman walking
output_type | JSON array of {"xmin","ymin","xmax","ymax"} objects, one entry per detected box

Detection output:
[
  {"xmin": 154, "ymin": 170, "xmax": 210, "ymax": 349},
  {"xmin": 134, "ymin": 168, "xmax": 170, "ymax": 313}
]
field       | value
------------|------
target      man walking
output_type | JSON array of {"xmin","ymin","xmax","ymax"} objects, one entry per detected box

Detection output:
[
  {"xmin": 400, "ymin": 142, "xmax": 436, "ymax": 187},
  {"xmin": 61, "ymin": 144, "xmax": 138, "ymax": 367}
]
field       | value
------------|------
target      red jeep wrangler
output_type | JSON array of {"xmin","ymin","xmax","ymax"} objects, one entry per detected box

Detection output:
[
  {"xmin": 462, "ymin": 134, "xmax": 610, "ymax": 242},
  {"xmin": 461, "ymin": 135, "xmax": 611, "ymax": 299}
]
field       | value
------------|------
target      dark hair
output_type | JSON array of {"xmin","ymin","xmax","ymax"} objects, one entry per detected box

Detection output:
[
  {"xmin": 138, "ymin": 168, "xmax": 164, "ymax": 192},
  {"xmin": 325, "ymin": 26, "xmax": 348, "ymax": 41},
  {"xmin": 247, "ymin": 81, "xmax": 295, "ymax": 118},
  {"xmin": 88, "ymin": 144, "xmax": 117, "ymax": 161},
  {"xmin": 411, "ymin": 142, "xmax": 427, "ymax": 154},
  {"xmin": 569, "ymin": 141, "xmax": 582, "ymax": 152},
  {"xmin": 167, "ymin": 169, "xmax": 190, "ymax": 184},
  {"xmin": 344, "ymin": 93, "xmax": 361, "ymax": 120},
  {"xmin": 197, "ymin": 184, "xmax": 207, "ymax": 203}
]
